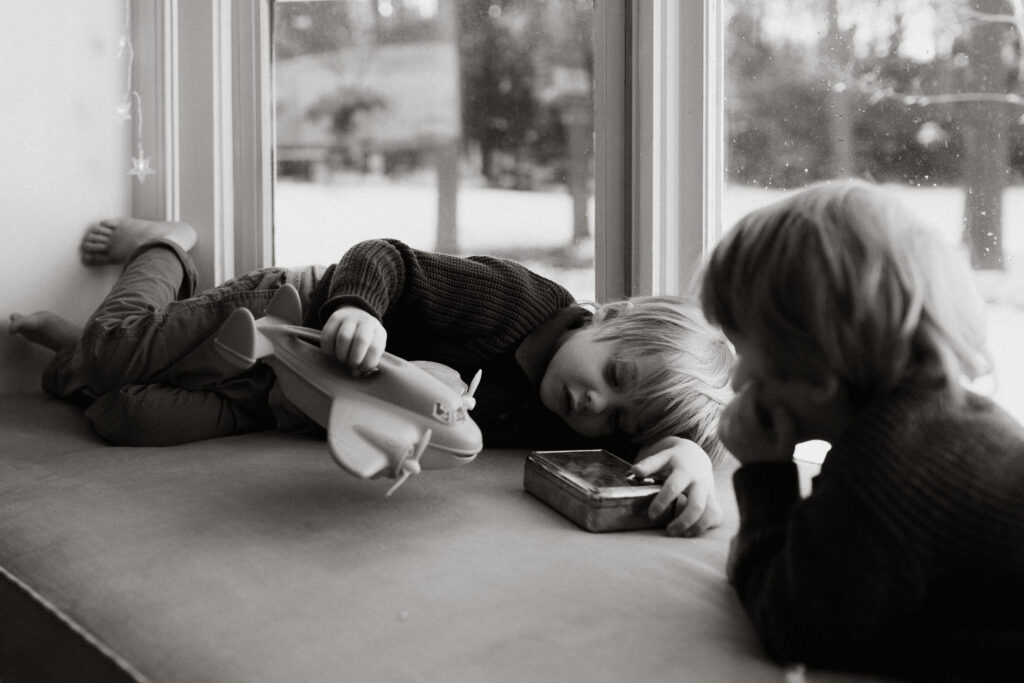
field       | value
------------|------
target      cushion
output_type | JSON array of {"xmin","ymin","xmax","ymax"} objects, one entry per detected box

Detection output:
[{"xmin": 0, "ymin": 394, "xmax": 886, "ymax": 682}]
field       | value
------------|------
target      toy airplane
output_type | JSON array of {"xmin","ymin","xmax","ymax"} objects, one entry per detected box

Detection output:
[{"xmin": 214, "ymin": 284, "xmax": 483, "ymax": 496}]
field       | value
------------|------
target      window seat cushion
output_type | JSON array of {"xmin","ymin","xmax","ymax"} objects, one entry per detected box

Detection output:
[{"xmin": 0, "ymin": 393, "xmax": 881, "ymax": 682}]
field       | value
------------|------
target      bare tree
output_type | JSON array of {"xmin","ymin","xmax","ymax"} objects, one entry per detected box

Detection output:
[
  {"xmin": 959, "ymin": 0, "xmax": 1019, "ymax": 269},
  {"xmin": 825, "ymin": 0, "xmax": 856, "ymax": 178},
  {"xmin": 848, "ymin": 0, "xmax": 1020, "ymax": 270}
]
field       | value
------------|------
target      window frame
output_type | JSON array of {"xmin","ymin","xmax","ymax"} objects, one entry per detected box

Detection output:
[
  {"xmin": 132, "ymin": 0, "xmax": 722, "ymax": 299},
  {"xmin": 132, "ymin": 0, "xmax": 237, "ymax": 290}
]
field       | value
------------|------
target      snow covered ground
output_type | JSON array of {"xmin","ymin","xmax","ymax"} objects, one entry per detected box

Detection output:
[{"xmin": 274, "ymin": 177, "xmax": 1024, "ymax": 424}]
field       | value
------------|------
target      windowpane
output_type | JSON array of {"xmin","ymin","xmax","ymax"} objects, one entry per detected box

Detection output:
[
  {"xmin": 725, "ymin": 0, "xmax": 1024, "ymax": 424},
  {"xmin": 272, "ymin": 0, "xmax": 596, "ymax": 301}
]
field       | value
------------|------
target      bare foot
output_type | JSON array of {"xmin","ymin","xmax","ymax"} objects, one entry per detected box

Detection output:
[
  {"xmin": 80, "ymin": 218, "xmax": 197, "ymax": 266},
  {"xmin": 9, "ymin": 312, "xmax": 82, "ymax": 351}
]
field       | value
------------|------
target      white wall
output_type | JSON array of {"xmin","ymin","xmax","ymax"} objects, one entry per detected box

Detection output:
[{"xmin": 0, "ymin": 1, "xmax": 128, "ymax": 393}]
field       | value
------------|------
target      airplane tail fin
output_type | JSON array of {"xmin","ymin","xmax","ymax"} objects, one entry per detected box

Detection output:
[
  {"xmin": 265, "ymin": 283, "xmax": 303, "ymax": 325},
  {"xmin": 214, "ymin": 308, "xmax": 273, "ymax": 369},
  {"xmin": 214, "ymin": 285, "xmax": 305, "ymax": 370}
]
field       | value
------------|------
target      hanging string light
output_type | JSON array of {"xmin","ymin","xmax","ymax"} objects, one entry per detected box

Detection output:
[{"xmin": 119, "ymin": 0, "xmax": 155, "ymax": 183}]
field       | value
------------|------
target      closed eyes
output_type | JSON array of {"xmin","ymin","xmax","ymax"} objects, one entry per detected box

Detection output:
[
  {"xmin": 604, "ymin": 362, "xmax": 619, "ymax": 388},
  {"xmin": 605, "ymin": 358, "xmax": 638, "ymax": 391},
  {"xmin": 605, "ymin": 359, "xmax": 624, "ymax": 388}
]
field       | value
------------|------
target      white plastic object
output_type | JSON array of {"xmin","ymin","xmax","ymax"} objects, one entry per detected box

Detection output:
[{"xmin": 214, "ymin": 284, "xmax": 483, "ymax": 494}]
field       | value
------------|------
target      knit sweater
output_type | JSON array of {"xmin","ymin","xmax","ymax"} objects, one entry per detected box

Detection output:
[
  {"xmin": 305, "ymin": 238, "xmax": 631, "ymax": 451},
  {"xmin": 729, "ymin": 386, "xmax": 1024, "ymax": 681}
]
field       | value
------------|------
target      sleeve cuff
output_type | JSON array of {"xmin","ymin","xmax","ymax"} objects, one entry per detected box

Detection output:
[{"xmin": 317, "ymin": 295, "xmax": 380, "ymax": 327}]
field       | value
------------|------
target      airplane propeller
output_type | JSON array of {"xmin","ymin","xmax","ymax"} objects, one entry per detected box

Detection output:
[
  {"xmin": 462, "ymin": 369, "xmax": 483, "ymax": 411},
  {"xmin": 385, "ymin": 428, "xmax": 433, "ymax": 497}
]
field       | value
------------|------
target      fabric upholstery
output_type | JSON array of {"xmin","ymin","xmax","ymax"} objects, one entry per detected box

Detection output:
[{"xmin": 0, "ymin": 394, "xmax": 892, "ymax": 682}]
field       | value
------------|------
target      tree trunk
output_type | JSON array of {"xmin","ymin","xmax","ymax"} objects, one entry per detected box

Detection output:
[
  {"xmin": 961, "ymin": 0, "xmax": 1011, "ymax": 270},
  {"xmin": 561, "ymin": 96, "xmax": 592, "ymax": 245},
  {"xmin": 825, "ymin": 0, "xmax": 854, "ymax": 178}
]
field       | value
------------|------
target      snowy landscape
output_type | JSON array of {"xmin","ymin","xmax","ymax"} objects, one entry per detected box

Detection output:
[{"xmin": 274, "ymin": 177, "xmax": 1024, "ymax": 425}]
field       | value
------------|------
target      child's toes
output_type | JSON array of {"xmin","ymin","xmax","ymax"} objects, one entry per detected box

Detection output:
[
  {"xmin": 81, "ymin": 235, "xmax": 110, "ymax": 251},
  {"xmin": 80, "ymin": 243, "xmax": 111, "ymax": 264},
  {"xmin": 80, "ymin": 243, "xmax": 109, "ymax": 261},
  {"xmin": 80, "ymin": 226, "xmax": 113, "ymax": 260},
  {"xmin": 98, "ymin": 219, "xmax": 122, "ymax": 232},
  {"xmin": 83, "ymin": 224, "xmax": 114, "ymax": 243}
]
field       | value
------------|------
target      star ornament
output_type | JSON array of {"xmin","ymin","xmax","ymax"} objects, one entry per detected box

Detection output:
[{"xmin": 127, "ymin": 154, "xmax": 156, "ymax": 184}]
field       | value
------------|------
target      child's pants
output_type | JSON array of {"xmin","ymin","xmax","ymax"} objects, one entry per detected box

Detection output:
[{"xmin": 44, "ymin": 239, "xmax": 325, "ymax": 446}]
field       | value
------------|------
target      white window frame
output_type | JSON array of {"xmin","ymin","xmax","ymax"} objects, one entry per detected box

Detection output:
[
  {"xmin": 131, "ymin": 0, "xmax": 236, "ymax": 290},
  {"xmin": 133, "ymin": 0, "xmax": 722, "ymax": 299},
  {"xmin": 629, "ymin": 0, "xmax": 722, "ymax": 298}
]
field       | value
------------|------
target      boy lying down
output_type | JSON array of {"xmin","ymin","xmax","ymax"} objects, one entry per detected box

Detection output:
[{"xmin": 10, "ymin": 219, "xmax": 734, "ymax": 536}]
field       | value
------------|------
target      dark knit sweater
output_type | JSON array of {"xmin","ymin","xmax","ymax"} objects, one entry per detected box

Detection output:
[
  {"xmin": 730, "ymin": 386, "xmax": 1024, "ymax": 681},
  {"xmin": 305, "ymin": 238, "xmax": 632, "ymax": 451}
]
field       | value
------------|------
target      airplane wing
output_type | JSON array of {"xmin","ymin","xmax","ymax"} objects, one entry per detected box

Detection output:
[{"xmin": 325, "ymin": 399, "xmax": 420, "ymax": 480}]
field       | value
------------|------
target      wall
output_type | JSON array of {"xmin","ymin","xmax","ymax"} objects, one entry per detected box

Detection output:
[{"xmin": 0, "ymin": 1, "xmax": 128, "ymax": 394}]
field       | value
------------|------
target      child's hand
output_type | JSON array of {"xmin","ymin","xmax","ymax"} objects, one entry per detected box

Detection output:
[
  {"xmin": 320, "ymin": 306, "xmax": 387, "ymax": 376},
  {"xmin": 631, "ymin": 436, "xmax": 722, "ymax": 537},
  {"xmin": 718, "ymin": 381, "xmax": 796, "ymax": 464}
]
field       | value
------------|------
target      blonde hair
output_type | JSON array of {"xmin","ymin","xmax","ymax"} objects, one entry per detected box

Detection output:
[
  {"xmin": 701, "ymin": 179, "xmax": 991, "ymax": 402},
  {"xmin": 590, "ymin": 296, "xmax": 734, "ymax": 466}
]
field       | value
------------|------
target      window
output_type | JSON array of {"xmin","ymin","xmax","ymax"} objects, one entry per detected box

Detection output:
[
  {"xmin": 134, "ymin": 1, "xmax": 717, "ymax": 304},
  {"xmin": 724, "ymin": 0, "xmax": 1024, "ymax": 424},
  {"xmin": 271, "ymin": 0, "xmax": 598, "ymax": 301},
  {"xmin": 131, "ymin": 0, "xmax": 1020, "ymax": 457}
]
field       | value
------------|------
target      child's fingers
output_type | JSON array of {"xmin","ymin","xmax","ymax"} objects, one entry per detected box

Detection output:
[
  {"xmin": 320, "ymin": 315, "xmax": 343, "ymax": 358},
  {"xmin": 667, "ymin": 488, "xmax": 723, "ymax": 538},
  {"xmin": 352, "ymin": 325, "xmax": 387, "ymax": 374},
  {"xmin": 631, "ymin": 449, "xmax": 673, "ymax": 478},
  {"xmin": 346, "ymin": 329, "xmax": 372, "ymax": 370},
  {"xmin": 647, "ymin": 467, "xmax": 692, "ymax": 520},
  {"xmin": 667, "ymin": 505, "xmax": 716, "ymax": 538},
  {"xmin": 320, "ymin": 307, "xmax": 387, "ymax": 374},
  {"xmin": 363, "ymin": 327, "xmax": 387, "ymax": 372},
  {"xmin": 332, "ymin": 317, "xmax": 359, "ymax": 365},
  {"xmin": 349, "ymin": 320, "xmax": 387, "ymax": 373},
  {"xmin": 719, "ymin": 381, "xmax": 780, "ymax": 462},
  {"xmin": 665, "ymin": 480, "xmax": 709, "ymax": 536}
]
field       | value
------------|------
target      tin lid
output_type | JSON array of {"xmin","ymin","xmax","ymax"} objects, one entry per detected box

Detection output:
[{"xmin": 527, "ymin": 450, "xmax": 661, "ymax": 501}]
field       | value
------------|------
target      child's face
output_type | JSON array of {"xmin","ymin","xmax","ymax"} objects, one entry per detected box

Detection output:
[
  {"xmin": 539, "ymin": 326, "xmax": 651, "ymax": 438},
  {"xmin": 723, "ymin": 329, "xmax": 848, "ymax": 458}
]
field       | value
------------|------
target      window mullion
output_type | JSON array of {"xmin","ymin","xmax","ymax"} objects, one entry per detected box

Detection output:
[
  {"xmin": 132, "ymin": 0, "xmax": 180, "ymax": 235},
  {"xmin": 632, "ymin": 0, "xmax": 722, "ymax": 298},
  {"xmin": 594, "ymin": 0, "xmax": 631, "ymax": 302},
  {"xmin": 133, "ymin": 0, "xmax": 235, "ymax": 290},
  {"xmin": 231, "ymin": 0, "xmax": 274, "ymax": 276}
]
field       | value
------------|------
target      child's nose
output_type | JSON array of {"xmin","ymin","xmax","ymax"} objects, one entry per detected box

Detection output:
[{"xmin": 585, "ymin": 390, "xmax": 609, "ymax": 414}]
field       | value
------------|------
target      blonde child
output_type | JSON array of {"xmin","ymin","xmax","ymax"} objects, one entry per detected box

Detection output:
[
  {"xmin": 11, "ymin": 223, "xmax": 733, "ymax": 537},
  {"xmin": 701, "ymin": 180, "xmax": 1024, "ymax": 679}
]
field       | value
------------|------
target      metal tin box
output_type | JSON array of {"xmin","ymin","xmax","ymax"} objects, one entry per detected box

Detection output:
[{"xmin": 524, "ymin": 449, "xmax": 670, "ymax": 533}]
